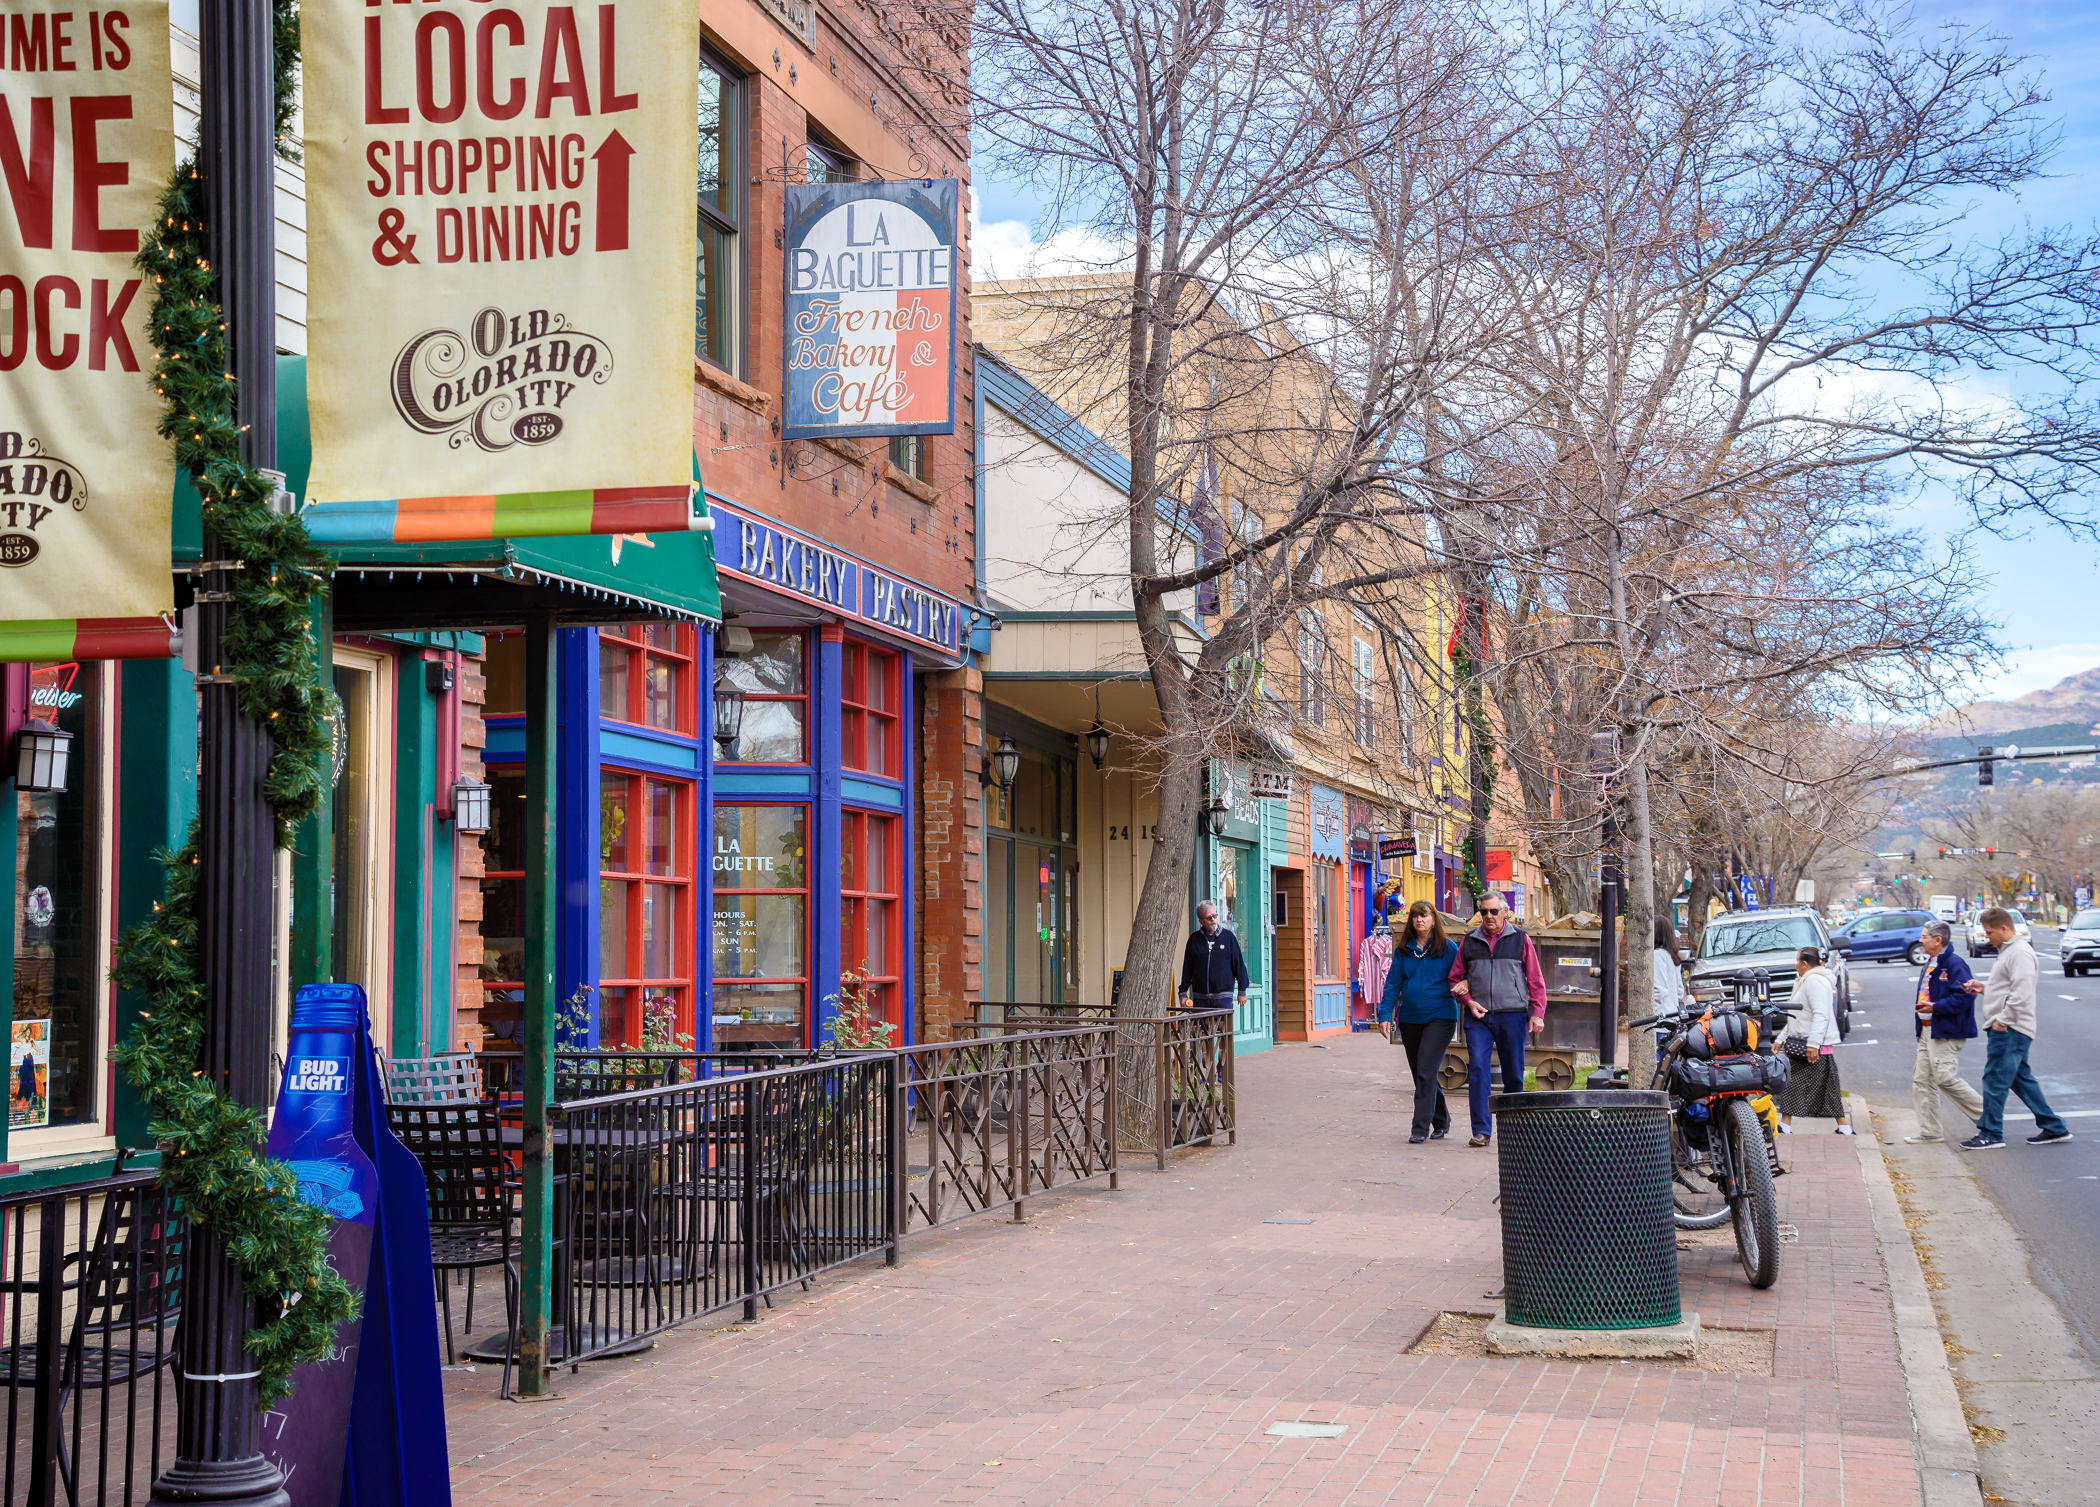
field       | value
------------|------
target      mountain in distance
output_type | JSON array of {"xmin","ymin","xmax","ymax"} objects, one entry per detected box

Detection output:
[{"xmin": 1921, "ymin": 665, "xmax": 2100, "ymax": 740}]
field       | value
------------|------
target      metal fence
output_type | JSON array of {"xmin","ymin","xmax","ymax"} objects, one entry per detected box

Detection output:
[
  {"xmin": 2, "ymin": 1169, "xmax": 182, "ymax": 1507},
  {"xmin": 1114, "ymin": 1011, "xmax": 1237, "ymax": 1170},
  {"xmin": 897, "ymin": 1026, "xmax": 1118, "ymax": 1231},
  {"xmin": 547, "ymin": 1052, "xmax": 900, "ymax": 1363}
]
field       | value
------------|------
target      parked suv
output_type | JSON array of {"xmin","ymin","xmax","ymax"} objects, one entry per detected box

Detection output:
[
  {"xmin": 2058, "ymin": 908, "xmax": 2100, "ymax": 976},
  {"xmin": 1687, "ymin": 907, "xmax": 1850, "ymax": 1016},
  {"xmin": 1829, "ymin": 908, "xmax": 1936, "ymax": 966}
]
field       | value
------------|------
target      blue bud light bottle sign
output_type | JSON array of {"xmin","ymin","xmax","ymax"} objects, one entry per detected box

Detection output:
[{"xmin": 262, "ymin": 983, "xmax": 382, "ymax": 1505}]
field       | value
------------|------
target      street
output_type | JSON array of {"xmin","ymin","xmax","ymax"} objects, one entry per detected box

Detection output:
[{"xmin": 1837, "ymin": 927, "xmax": 2100, "ymax": 1361}]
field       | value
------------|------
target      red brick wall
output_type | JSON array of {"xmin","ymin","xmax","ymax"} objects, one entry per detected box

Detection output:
[{"xmin": 918, "ymin": 665, "xmax": 983, "ymax": 1039}]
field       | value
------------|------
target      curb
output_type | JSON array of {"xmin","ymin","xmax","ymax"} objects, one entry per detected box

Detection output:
[{"xmin": 1853, "ymin": 1103, "xmax": 1986, "ymax": 1507}]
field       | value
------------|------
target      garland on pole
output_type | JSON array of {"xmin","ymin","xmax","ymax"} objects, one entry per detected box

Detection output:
[
  {"xmin": 109, "ymin": 0, "xmax": 357, "ymax": 1407},
  {"xmin": 1447, "ymin": 604, "xmax": 1497, "ymax": 906}
]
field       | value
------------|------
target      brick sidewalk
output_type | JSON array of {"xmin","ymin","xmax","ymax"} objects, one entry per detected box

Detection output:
[{"xmin": 444, "ymin": 1034, "xmax": 1924, "ymax": 1506}]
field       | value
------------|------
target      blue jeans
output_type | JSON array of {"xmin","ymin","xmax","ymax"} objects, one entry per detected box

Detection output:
[
  {"xmin": 1465, "ymin": 1012, "xmax": 1529, "ymax": 1137},
  {"xmin": 1977, "ymin": 1028, "xmax": 2069, "ymax": 1140}
]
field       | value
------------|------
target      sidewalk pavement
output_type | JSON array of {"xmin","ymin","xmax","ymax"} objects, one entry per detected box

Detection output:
[{"xmin": 444, "ymin": 1033, "xmax": 1940, "ymax": 1506}]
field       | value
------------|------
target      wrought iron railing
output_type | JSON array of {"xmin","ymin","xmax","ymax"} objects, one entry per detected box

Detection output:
[
  {"xmin": 1114, "ymin": 1011, "xmax": 1237, "ymax": 1170},
  {"xmin": 547, "ymin": 1052, "xmax": 900, "ymax": 1362},
  {"xmin": 896, "ymin": 1026, "xmax": 1118, "ymax": 1230},
  {"xmin": 2, "ymin": 1169, "xmax": 182, "ymax": 1507}
]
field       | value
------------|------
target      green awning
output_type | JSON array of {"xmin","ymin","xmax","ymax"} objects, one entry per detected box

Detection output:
[{"xmin": 176, "ymin": 356, "xmax": 722, "ymax": 630}]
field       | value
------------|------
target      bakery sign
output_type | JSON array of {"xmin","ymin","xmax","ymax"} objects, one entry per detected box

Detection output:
[
  {"xmin": 712, "ymin": 497, "xmax": 963, "ymax": 660},
  {"xmin": 782, "ymin": 179, "xmax": 958, "ymax": 441}
]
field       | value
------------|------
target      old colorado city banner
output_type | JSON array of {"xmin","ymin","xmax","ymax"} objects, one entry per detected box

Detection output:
[
  {"xmin": 0, "ymin": 0, "xmax": 176, "ymax": 659},
  {"xmin": 301, "ymin": 0, "xmax": 698, "ymax": 545}
]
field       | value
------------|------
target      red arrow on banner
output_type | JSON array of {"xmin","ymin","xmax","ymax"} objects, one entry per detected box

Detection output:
[{"xmin": 593, "ymin": 131, "xmax": 632, "ymax": 252}]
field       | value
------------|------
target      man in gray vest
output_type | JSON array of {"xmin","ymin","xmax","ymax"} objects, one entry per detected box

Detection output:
[{"xmin": 1446, "ymin": 897, "xmax": 1548, "ymax": 1145}]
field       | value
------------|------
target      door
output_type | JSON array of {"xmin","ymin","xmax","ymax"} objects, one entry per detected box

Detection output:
[{"xmin": 1215, "ymin": 840, "xmax": 1262, "ymax": 1038}]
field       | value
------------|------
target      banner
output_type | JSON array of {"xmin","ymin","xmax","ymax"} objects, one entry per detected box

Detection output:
[
  {"xmin": 783, "ymin": 178, "xmax": 957, "ymax": 440},
  {"xmin": 302, "ymin": 0, "xmax": 698, "ymax": 543},
  {"xmin": 0, "ymin": 0, "xmax": 174, "ymax": 626}
]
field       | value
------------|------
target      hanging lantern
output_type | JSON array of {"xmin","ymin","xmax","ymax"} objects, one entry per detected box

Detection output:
[
  {"xmin": 450, "ymin": 778, "xmax": 492, "ymax": 834},
  {"xmin": 14, "ymin": 720, "xmax": 71, "ymax": 793},
  {"xmin": 1085, "ymin": 720, "xmax": 1111, "ymax": 770},
  {"xmin": 713, "ymin": 674, "xmax": 746, "ymax": 751},
  {"xmin": 990, "ymin": 736, "xmax": 1021, "ymax": 790},
  {"xmin": 1205, "ymin": 798, "xmax": 1230, "ymax": 838}
]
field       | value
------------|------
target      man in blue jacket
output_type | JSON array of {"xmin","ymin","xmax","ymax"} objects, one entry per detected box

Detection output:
[
  {"xmin": 1177, "ymin": 902, "xmax": 1250, "ymax": 1015},
  {"xmin": 1908, "ymin": 920, "xmax": 1986, "ymax": 1143}
]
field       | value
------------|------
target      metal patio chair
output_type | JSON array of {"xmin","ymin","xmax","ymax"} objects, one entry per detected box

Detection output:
[{"xmin": 388, "ymin": 1101, "xmax": 519, "ymax": 1398}]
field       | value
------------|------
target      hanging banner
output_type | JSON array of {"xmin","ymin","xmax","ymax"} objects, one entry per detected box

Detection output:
[
  {"xmin": 782, "ymin": 178, "xmax": 958, "ymax": 441},
  {"xmin": 301, "ymin": 0, "xmax": 699, "ymax": 544},
  {"xmin": 0, "ymin": 0, "xmax": 175, "ymax": 643}
]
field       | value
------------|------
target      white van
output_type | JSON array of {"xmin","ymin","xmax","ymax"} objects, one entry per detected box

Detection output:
[{"xmin": 1929, "ymin": 895, "xmax": 1960, "ymax": 923}]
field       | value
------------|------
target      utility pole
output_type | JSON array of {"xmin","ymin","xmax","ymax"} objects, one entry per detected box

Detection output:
[{"xmin": 152, "ymin": 0, "xmax": 286, "ymax": 1497}]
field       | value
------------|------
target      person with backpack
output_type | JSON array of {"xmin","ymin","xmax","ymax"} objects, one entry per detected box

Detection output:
[{"xmin": 1446, "ymin": 897, "xmax": 1547, "ymax": 1146}]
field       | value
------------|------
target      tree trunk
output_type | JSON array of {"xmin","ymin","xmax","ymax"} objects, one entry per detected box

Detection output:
[{"xmin": 1623, "ymin": 742, "xmax": 1659, "ymax": 1091}]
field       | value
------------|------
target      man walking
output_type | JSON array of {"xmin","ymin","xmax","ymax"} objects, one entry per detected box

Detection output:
[
  {"xmin": 1963, "ymin": 907, "xmax": 2073, "ymax": 1150},
  {"xmin": 1906, "ymin": 921, "xmax": 1986, "ymax": 1143},
  {"xmin": 1178, "ymin": 902, "xmax": 1249, "ymax": 1016},
  {"xmin": 1448, "ymin": 897, "xmax": 1547, "ymax": 1147}
]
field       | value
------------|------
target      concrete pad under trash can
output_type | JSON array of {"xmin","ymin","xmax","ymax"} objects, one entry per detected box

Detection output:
[{"xmin": 1485, "ymin": 1307, "xmax": 1701, "ymax": 1359}]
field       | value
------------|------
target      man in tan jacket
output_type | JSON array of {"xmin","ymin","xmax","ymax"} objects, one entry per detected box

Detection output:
[{"xmin": 1963, "ymin": 909, "xmax": 2074, "ymax": 1150}]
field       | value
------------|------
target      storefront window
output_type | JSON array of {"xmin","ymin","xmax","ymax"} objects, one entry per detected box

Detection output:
[
  {"xmin": 11, "ymin": 662, "xmax": 102, "ymax": 1133},
  {"xmin": 478, "ymin": 767, "xmax": 527, "ymax": 1047},
  {"xmin": 712, "ymin": 804, "xmax": 808, "ymax": 1043},
  {"xmin": 841, "ymin": 641, "xmax": 899, "ymax": 776},
  {"xmin": 719, "ymin": 632, "xmax": 807, "ymax": 763},
  {"xmin": 600, "ymin": 623, "xmax": 693, "ymax": 733},
  {"xmin": 1313, "ymin": 860, "xmax": 1340, "ymax": 979},
  {"xmin": 983, "ymin": 740, "xmax": 1076, "ymax": 1007},
  {"xmin": 841, "ymin": 811, "xmax": 900, "ymax": 1026},
  {"xmin": 601, "ymin": 772, "xmax": 693, "ymax": 1044}
]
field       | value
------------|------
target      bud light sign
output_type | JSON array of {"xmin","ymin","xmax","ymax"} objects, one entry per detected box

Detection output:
[
  {"xmin": 288, "ymin": 1056, "xmax": 350, "ymax": 1093},
  {"xmin": 782, "ymin": 179, "xmax": 958, "ymax": 441}
]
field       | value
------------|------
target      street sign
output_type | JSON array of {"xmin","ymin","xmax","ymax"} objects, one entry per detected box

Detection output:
[
  {"xmin": 0, "ymin": 0, "xmax": 177, "ymax": 655},
  {"xmin": 1250, "ymin": 770, "xmax": 1293, "ymax": 801},
  {"xmin": 302, "ymin": 0, "xmax": 702, "ymax": 542}
]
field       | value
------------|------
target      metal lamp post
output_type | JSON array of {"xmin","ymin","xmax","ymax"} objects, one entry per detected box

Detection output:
[{"xmin": 151, "ymin": 0, "xmax": 288, "ymax": 1496}]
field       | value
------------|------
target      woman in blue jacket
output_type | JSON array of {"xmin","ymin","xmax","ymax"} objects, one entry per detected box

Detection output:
[{"xmin": 1380, "ymin": 901, "xmax": 1463, "ymax": 1143}]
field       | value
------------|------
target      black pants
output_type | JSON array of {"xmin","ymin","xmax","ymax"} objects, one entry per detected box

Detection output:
[{"xmin": 1396, "ymin": 1017, "xmax": 1456, "ymax": 1136}]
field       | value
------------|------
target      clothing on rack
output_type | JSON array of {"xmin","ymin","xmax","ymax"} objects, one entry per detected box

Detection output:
[{"xmin": 1357, "ymin": 930, "xmax": 1395, "ymax": 1006}]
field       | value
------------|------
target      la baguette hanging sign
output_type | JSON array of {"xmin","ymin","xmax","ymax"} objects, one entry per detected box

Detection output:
[
  {"xmin": 0, "ymin": 0, "xmax": 177, "ymax": 661},
  {"xmin": 301, "ymin": 0, "xmax": 700, "ymax": 546},
  {"xmin": 782, "ymin": 178, "xmax": 957, "ymax": 441}
]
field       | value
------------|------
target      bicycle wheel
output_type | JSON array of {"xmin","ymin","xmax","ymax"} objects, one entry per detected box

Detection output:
[
  {"xmin": 1725, "ymin": 1096, "xmax": 1780, "ymax": 1288},
  {"xmin": 1669, "ymin": 1114, "xmax": 1731, "ymax": 1229}
]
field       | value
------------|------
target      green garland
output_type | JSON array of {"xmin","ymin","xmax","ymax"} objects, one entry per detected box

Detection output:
[
  {"xmin": 1449, "ymin": 634, "xmax": 1497, "ymax": 906},
  {"xmin": 108, "ymin": 3, "xmax": 358, "ymax": 1407}
]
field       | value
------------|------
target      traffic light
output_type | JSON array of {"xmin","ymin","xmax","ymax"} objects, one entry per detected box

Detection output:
[
  {"xmin": 1987, "ymin": 847, "xmax": 1996, "ymax": 860},
  {"xmin": 1979, "ymin": 746, "xmax": 1994, "ymax": 786}
]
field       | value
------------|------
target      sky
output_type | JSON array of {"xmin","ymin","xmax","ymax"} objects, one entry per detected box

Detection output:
[{"xmin": 967, "ymin": 0, "xmax": 2100, "ymax": 708}]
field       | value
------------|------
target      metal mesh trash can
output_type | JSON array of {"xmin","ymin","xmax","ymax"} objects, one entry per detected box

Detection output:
[{"xmin": 1493, "ymin": 1088, "xmax": 1680, "ymax": 1330}]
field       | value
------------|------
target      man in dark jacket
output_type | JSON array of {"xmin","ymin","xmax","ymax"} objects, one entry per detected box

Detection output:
[
  {"xmin": 1447, "ymin": 898, "xmax": 1548, "ymax": 1145},
  {"xmin": 1178, "ymin": 902, "xmax": 1250, "ymax": 1015},
  {"xmin": 1907, "ymin": 920, "xmax": 1986, "ymax": 1143}
]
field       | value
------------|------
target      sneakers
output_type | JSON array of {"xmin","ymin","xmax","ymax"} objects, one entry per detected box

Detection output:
[
  {"xmin": 1430, "ymin": 1127, "xmax": 1449, "ymax": 1140},
  {"xmin": 2029, "ymin": 1128, "xmax": 2075, "ymax": 1145},
  {"xmin": 1903, "ymin": 1134, "xmax": 1944, "ymax": 1143},
  {"xmin": 1468, "ymin": 1134, "xmax": 1490, "ymax": 1148},
  {"xmin": 1836, "ymin": 1127, "xmax": 1857, "ymax": 1136},
  {"xmin": 1775, "ymin": 1123, "xmax": 1794, "ymax": 1134},
  {"xmin": 1959, "ymin": 1134, "xmax": 2005, "ymax": 1150},
  {"xmin": 1408, "ymin": 1133, "xmax": 1428, "ymax": 1144}
]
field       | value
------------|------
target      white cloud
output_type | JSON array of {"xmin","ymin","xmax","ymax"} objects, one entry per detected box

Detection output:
[
  {"xmin": 969, "ymin": 216, "xmax": 1130, "ymax": 282},
  {"xmin": 1955, "ymin": 642, "xmax": 2100, "ymax": 703}
]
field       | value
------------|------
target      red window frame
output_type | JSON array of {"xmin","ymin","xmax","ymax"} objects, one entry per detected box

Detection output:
[
  {"xmin": 712, "ymin": 801, "xmax": 812, "ymax": 1043},
  {"xmin": 840, "ymin": 640, "xmax": 900, "ymax": 777},
  {"xmin": 720, "ymin": 630, "xmax": 810, "ymax": 766},
  {"xmin": 840, "ymin": 810, "xmax": 902, "ymax": 1030},
  {"xmin": 598, "ymin": 771, "xmax": 695, "ymax": 1046},
  {"xmin": 478, "ymin": 767, "xmax": 527, "ymax": 1048},
  {"xmin": 599, "ymin": 623, "xmax": 697, "ymax": 735}
]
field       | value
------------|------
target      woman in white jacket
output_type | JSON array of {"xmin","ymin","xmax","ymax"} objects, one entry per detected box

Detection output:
[{"xmin": 1778, "ymin": 945, "xmax": 1852, "ymax": 1133}]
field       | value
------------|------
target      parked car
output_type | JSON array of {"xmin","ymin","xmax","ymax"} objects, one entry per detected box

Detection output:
[
  {"xmin": 1688, "ymin": 908, "xmax": 1850, "ymax": 1016},
  {"xmin": 2058, "ymin": 908, "xmax": 2100, "ymax": 976},
  {"xmin": 1967, "ymin": 908, "xmax": 2032, "ymax": 958},
  {"xmin": 1830, "ymin": 908, "xmax": 1937, "ymax": 966}
]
